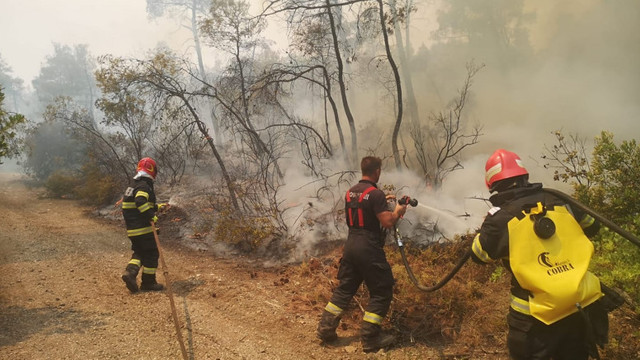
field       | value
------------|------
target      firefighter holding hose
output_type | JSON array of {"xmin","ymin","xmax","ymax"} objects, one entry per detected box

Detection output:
[
  {"xmin": 121, "ymin": 157, "xmax": 165, "ymax": 293},
  {"xmin": 471, "ymin": 149, "xmax": 613, "ymax": 359},
  {"xmin": 317, "ymin": 156, "xmax": 409, "ymax": 352}
]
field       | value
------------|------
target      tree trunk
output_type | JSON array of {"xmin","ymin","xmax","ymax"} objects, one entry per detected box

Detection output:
[
  {"xmin": 326, "ymin": 0, "xmax": 357, "ymax": 166},
  {"xmin": 391, "ymin": 0, "xmax": 419, "ymax": 129},
  {"xmin": 378, "ymin": 0, "xmax": 404, "ymax": 169}
]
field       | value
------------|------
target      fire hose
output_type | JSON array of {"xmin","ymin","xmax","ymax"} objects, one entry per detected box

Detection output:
[
  {"xmin": 541, "ymin": 188, "xmax": 640, "ymax": 248},
  {"xmin": 395, "ymin": 188, "xmax": 640, "ymax": 293},
  {"xmin": 151, "ymin": 222, "xmax": 189, "ymax": 360},
  {"xmin": 394, "ymin": 225, "xmax": 471, "ymax": 292}
]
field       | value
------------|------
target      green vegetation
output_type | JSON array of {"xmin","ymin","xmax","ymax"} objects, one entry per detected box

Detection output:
[
  {"xmin": 0, "ymin": 88, "xmax": 25, "ymax": 164},
  {"xmin": 213, "ymin": 208, "xmax": 278, "ymax": 252},
  {"xmin": 545, "ymin": 130, "xmax": 640, "ymax": 306},
  {"xmin": 42, "ymin": 157, "xmax": 118, "ymax": 205}
]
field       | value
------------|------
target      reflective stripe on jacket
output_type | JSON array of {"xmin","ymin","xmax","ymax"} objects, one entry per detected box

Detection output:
[{"xmin": 122, "ymin": 177, "xmax": 156, "ymax": 237}]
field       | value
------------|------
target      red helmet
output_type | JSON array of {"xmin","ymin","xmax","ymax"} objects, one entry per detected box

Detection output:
[
  {"xmin": 136, "ymin": 157, "xmax": 157, "ymax": 179},
  {"xmin": 485, "ymin": 149, "xmax": 528, "ymax": 190}
]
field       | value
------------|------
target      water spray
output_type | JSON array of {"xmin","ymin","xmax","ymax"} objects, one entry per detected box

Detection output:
[
  {"xmin": 415, "ymin": 203, "xmax": 470, "ymax": 229},
  {"xmin": 393, "ymin": 195, "xmax": 471, "ymax": 292}
]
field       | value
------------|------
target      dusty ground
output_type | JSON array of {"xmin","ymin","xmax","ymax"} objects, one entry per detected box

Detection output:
[
  {"xmin": 1, "ymin": 173, "xmax": 638, "ymax": 360},
  {"xmin": 0, "ymin": 173, "xmax": 454, "ymax": 360}
]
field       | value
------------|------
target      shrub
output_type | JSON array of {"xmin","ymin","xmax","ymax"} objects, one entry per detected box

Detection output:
[
  {"xmin": 75, "ymin": 161, "xmax": 119, "ymax": 205},
  {"xmin": 44, "ymin": 170, "xmax": 81, "ymax": 198},
  {"xmin": 213, "ymin": 208, "xmax": 277, "ymax": 252}
]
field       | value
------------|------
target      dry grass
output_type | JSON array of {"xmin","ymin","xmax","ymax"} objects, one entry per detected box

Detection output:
[{"xmin": 287, "ymin": 235, "xmax": 640, "ymax": 359}]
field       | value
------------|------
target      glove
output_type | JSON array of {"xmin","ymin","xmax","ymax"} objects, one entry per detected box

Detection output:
[
  {"xmin": 157, "ymin": 203, "xmax": 168, "ymax": 211},
  {"xmin": 151, "ymin": 215, "xmax": 158, "ymax": 223}
]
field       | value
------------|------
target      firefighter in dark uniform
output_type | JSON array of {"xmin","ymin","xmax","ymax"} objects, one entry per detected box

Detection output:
[
  {"xmin": 471, "ymin": 149, "xmax": 611, "ymax": 360},
  {"xmin": 121, "ymin": 157, "xmax": 164, "ymax": 293},
  {"xmin": 317, "ymin": 156, "xmax": 408, "ymax": 352}
]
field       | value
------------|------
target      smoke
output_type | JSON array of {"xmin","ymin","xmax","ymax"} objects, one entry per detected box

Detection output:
[
  {"xmin": 5, "ymin": 0, "xmax": 638, "ymax": 261},
  {"xmin": 283, "ymin": 158, "xmax": 488, "ymax": 260},
  {"xmin": 278, "ymin": 157, "xmax": 355, "ymax": 261}
]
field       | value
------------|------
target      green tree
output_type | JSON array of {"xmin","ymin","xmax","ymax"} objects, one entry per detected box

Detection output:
[
  {"xmin": 0, "ymin": 88, "xmax": 25, "ymax": 164},
  {"xmin": 31, "ymin": 43, "xmax": 98, "ymax": 126},
  {"xmin": 95, "ymin": 51, "xmax": 240, "ymax": 209},
  {"xmin": 586, "ymin": 133, "xmax": 640, "ymax": 302},
  {"xmin": 434, "ymin": 0, "xmax": 533, "ymax": 70},
  {"xmin": 21, "ymin": 106, "xmax": 87, "ymax": 182},
  {"xmin": 544, "ymin": 130, "xmax": 640, "ymax": 304},
  {"xmin": 568, "ymin": 131, "xmax": 640, "ymax": 229},
  {"xmin": 0, "ymin": 54, "xmax": 25, "ymax": 113}
]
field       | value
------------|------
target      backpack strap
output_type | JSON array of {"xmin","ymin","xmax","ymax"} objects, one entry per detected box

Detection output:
[{"xmin": 346, "ymin": 186, "xmax": 376, "ymax": 228}]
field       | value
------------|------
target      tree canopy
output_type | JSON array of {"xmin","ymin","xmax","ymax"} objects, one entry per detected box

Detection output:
[{"xmin": 0, "ymin": 88, "xmax": 25, "ymax": 164}]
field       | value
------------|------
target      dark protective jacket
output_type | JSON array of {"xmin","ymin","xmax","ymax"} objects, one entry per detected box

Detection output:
[
  {"xmin": 121, "ymin": 177, "xmax": 157, "ymax": 238},
  {"xmin": 471, "ymin": 183, "xmax": 600, "ymax": 311},
  {"xmin": 471, "ymin": 183, "xmax": 613, "ymax": 359},
  {"xmin": 344, "ymin": 180, "xmax": 388, "ymax": 236}
]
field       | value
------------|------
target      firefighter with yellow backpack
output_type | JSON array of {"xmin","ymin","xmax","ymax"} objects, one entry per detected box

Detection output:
[
  {"xmin": 471, "ymin": 149, "xmax": 619, "ymax": 360},
  {"xmin": 121, "ymin": 157, "xmax": 165, "ymax": 293}
]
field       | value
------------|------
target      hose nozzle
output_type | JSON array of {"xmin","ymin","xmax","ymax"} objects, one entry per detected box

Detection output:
[{"xmin": 399, "ymin": 196, "xmax": 418, "ymax": 207}]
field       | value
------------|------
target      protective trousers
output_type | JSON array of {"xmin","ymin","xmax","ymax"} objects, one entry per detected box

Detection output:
[
  {"xmin": 507, "ymin": 307, "xmax": 593, "ymax": 360},
  {"xmin": 328, "ymin": 229, "xmax": 394, "ymax": 320},
  {"xmin": 128, "ymin": 233, "xmax": 159, "ymax": 271}
]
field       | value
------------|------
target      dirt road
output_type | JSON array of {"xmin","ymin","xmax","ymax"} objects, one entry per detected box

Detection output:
[{"xmin": 0, "ymin": 173, "xmax": 453, "ymax": 360}]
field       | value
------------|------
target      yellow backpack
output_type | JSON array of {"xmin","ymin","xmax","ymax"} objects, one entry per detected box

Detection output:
[{"xmin": 507, "ymin": 202, "xmax": 602, "ymax": 325}]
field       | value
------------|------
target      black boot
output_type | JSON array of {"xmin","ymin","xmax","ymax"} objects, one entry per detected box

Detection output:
[
  {"xmin": 121, "ymin": 264, "xmax": 140, "ymax": 293},
  {"xmin": 317, "ymin": 310, "xmax": 341, "ymax": 343},
  {"xmin": 140, "ymin": 273, "xmax": 164, "ymax": 291},
  {"xmin": 361, "ymin": 321, "xmax": 395, "ymax": 353}
]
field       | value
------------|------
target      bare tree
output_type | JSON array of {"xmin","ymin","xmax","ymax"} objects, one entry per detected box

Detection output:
[
  {"xmin": 255, "ymin": 63, "xmax": 343, "ymax": 155},
  {"xmin": 541, "ymin": 130, "xmax": 592, "ymax": 187},
  {"xmin": 411, "ymin": 62, "xmax": 484, "ymax": 188},
  {"xmin": 263, "ymin": 0, "xmax": 364, "ymax": 165},
  {"xmin": 285, "ymin": 12, "xmax": 348, "ymax": 154},
  {"xmin": 200, "ymin": 0, "xmax": 284, "ymax": 178},
  {"xmin": 146, "ymin": 0, "xmax": 221, "ymax": 142},
  {"xmin": 324, "ymin": 0, "xmax": 358, "ymax": 164},
  {"xmin": 96, "ymin": 53, "xmax": 241, "ymax": 211},
  {"xmin": 388, "ymin": 0, "xmax": 419, "ymax": 129},
  {"xmin": 373, "ymin": 0, "xmax": 405, "ymax": 169}
]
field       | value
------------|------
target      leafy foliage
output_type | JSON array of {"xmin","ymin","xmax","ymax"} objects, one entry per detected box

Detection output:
[
  {"xmin": 31, "ymin": 44, "xmax": 98, "ymax": 117},
  {"xmin": 75, "ymin": 158, "xmax": 119, "ymax": 205},
  {"xmin": 544, "ymin": 130, "xmax": 640, "ymax": 306},
  {"xmin": 22, "ymin": 119, "xmax": 87, "ymax": 181},
  {"xmin": 44, "ymin": 170, "xmax": 81, "ymax": 198},
  {"xmin": 213, "ymin": 208, "xmax": 278, "ymax": 252},
  {"xmin": 581, "ymin": 132, "xmax": 640, "ymax": 227},
  {"xmin": 0, "ymin": 88, "xmax": 25, "ymax": 164},
  {"xmin": 0, "ymin": 55, "xmax": 25, "ymax": 115},
  {"xmin": 542, "ymin": 130, "xmax": 592, "ymax": 186}
]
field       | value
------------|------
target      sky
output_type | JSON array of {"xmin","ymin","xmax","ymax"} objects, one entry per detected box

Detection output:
[
  {"xmin": 0, "ymin": 0, "xmax": 293, "ymax": 85},
  {"xmin": 0, "ymin": 0, "xmax": 188, "ymax": 84}
]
